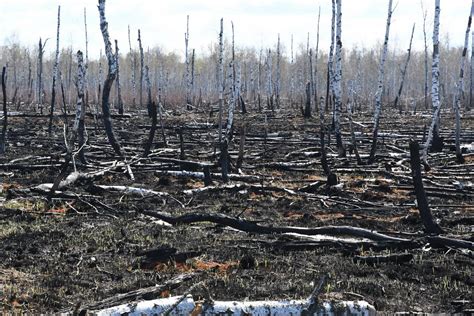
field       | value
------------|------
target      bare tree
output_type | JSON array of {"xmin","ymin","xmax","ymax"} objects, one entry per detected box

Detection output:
[
  {"xmin": 115, "ymin": 40, "xmax": 124, "ymax": 114},
  {"xmin": 37, "ymin": 38, "xmax": 48, "ymax": 112},
  {"xmin": 0, "ymin": 67, "xmax": 7, "ymax": 154},
  {"xmin": 48, "ymin": 5, "xmax": 61, "ymax": 134},
  {"xmin": 138, "ymin": 29, "xmax": 144, "ymax": 112},
  {"xmin": 333, "ymin": 0, "xmax": 345, "ymax": 157},
  {"xmin": 423, "ymin": 0, "xmax": 442, "ymax": 165},
  {"xmin": 184, "ymin": 15, "xmax": 192, "ymax": 109},
  {"xmin": 128, "ymin": 25, "xmax": 137, "ymax": 107},
  {"xmin": 314, "ymin": 6, "xmax": 321, "ymax": 111},
  {"xmin": 143, "ymin": 66, "xmax": 157, "ymax": 157},
  {"xmin": 71, "ymin": 50, "xmax": 86, "ymax": 164},
  {"xmin": 369, "ymin": 0, "xmax": 393, "ymax": 164},
  {"xmin": 275, "ymin": 34, "xmax": 281, "ymax": 108},
  {"xmin": 453, "ymin": 1, "xmax": 473, "ymax": 163},
  {"xmin": 218, "ymin": 18, "xmax": 224, "ymax": 145},
  {"xmin": 394, "ymin": 23, "xmax": 415, "ymax": 113},
  {"xmin": 325, "ymin": 0, "xmax": 336, "ymax": 113},
  {"xmin": 421, "ymin": 1, "xmax": 429, "ymax": 110},
  {"xmin": 98, "ymin": 0, "xmax": 122, "ymax": 157}
]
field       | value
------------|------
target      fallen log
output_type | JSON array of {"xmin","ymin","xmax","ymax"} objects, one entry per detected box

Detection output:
[
  {"xmin": 353, "ymin": 253, "xmax": 414, "ymax": 265},
  {"xmin": 139, "ymin": 210, "xmax": 411, "ymax": 242},
  {"xmin": 94, "ymin": 295, "xmax": 376, "ymax": 316},
  {"xmin": 77, "ymin": 273, "xmax": 197, "ymax": 313}
]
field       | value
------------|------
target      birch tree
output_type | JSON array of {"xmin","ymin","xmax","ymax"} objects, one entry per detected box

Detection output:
[
  {"xmin": 48, "ymin": 5, "xmax": 61, "ymax": 134},
  {"xmin": 98, "ymin": 0, "xmax": 122, "ymax": 157},
  {"xmin": 128, "ymin": 25, "xmax": 137, "ymax": 107},
  {"xmin": 325, "ymin": 0, "xmax": 336, "ymax": 112},
  {"xmin": 37, "ymin": 38, "xmax": 48, "ymax": 112},
  {"xmin": 333, "ymin": 0, "xmax": 345, "ymax": 157},
  {"xmin": 217, "ymin": 18, "xmax": 224, "ymax": 145},
  {"xmin": 138, "ymin": 29, "xmax": 144, "ymax": 111},
  {"xmin": 276, "ymin": 34, "xmax": 281, "ymax": 108},
  {"xmin": 71, "ymin": 50, "xmax": 86, "ymax": 164},
  {"xmin": 115, "ymin": 40, "xmax": 124, "ymax": 114},
  {"xmin": 423, "ymin": 0, "xmax": 442, "ymax": 165},
  {"xmin": 453, "ymin": 1, "xmax": 473, "ymax": 163},
  {"xmin": 184, "ymin": 15, "xmax": 192, "ymax": 109},
  {"xmin": 368, "ymin": 0, "xmax": 393, "ymax": 164}
]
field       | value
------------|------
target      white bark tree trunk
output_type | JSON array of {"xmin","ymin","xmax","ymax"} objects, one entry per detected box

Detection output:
[
  {"xmin": 423, "ymin": 0, "xmax": 442, "ymax": 165},
  {"xmin": 368, "ymin": 0, "xmax": 393, "ymax": 164},
  {"xmin": 72, "ymin": 50, "xmax": 86, "ymax": 164},
  {"xmin": 217, "ymin": 18, "xmax": 224, "ymax": 145},
  {"xmin": 333, "ymin": 0, "xmax": 345, "ymax": 157}
]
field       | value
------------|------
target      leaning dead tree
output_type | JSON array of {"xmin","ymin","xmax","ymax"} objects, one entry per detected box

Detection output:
[
  {"xmin": 394, "ymin": 23, "xmax": 415, "ymax": 114},
  {"xmin": 48, "ymin": 5, "xmax": 61, "ymax": 134},
  {"xmin": 368, "ymin": 0, "xmax": 393, "ymax": 164},
  {"xmin": 423, "ymin": 0, "xmax": 442, "ymax": 165},
  {"xmin": 0, "ymin": 67, "xmax": 7, "ymax": 154},
  {"xmin": 333, "ymin": 0, "xmax": 345, "ymax": 157},
  {"xmin": 71, "ymin": 50, "xmax": 86, "ymax": 164},
  {"xmin": 453, "ymin": 1, "xmax": 473, "ymax": 163},
  {"xmin": 98, "ymin": 0, "xmax": 122, "ymax": 157}
]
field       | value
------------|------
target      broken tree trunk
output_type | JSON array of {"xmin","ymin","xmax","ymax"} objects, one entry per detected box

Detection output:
[
  {"xmin": 48, "ymin": 5, "xmax": 61, "ymax": 134},
  {"xmin": 98, "ymin": 0, "xmax": 122, "ymax": 157},
  {"xmin": 369, "ymin": 0, "xmax": 393, "ymax": 164},
  {"xmin": 394, "ymin": 23, "xmax": 415, "ymax": 114},
  {"xmin": 138, "ymin": 29, "xmax": 145, "ymax": 113},
  {"xmin": 325, "ymin": 0, "xmax": 336, "ymax": 113},
  {"xmin": 71, "ymin": 50, "xmax": 87, "ymax": 164},
  {"xmin": 143, "ymin": 66, "xmax": 157, "ymax": 157},
  {"xmin": 409, "ymin": 140, "xmax": 443, "ymax": 234},
  {"xmin": 217, "ymin": 18, "xmax": 224, "ymax": 146}
]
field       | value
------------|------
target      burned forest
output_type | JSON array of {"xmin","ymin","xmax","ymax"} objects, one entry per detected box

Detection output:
[{"xmin": 0, "ymin": 0, "xmax": 473, "ymax": 314}]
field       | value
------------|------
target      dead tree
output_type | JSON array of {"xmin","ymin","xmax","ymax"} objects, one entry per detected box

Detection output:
[
  {"xmin": 368, "ymin": 0, "xmax": 393, "ymax": 164},
  {"xmin": 333, "ymin": 0, "xmax": 345, "ymax": 157},
  {"xmin": 325, "ymin": 0, "xmax": 336, "ymax": 113},
  {"xmin": 184, "ymin": 15, "xmax": 192, "ymax": 109},
  {"xmin": 314, "ymin": 6, "xmax": 321, "ymax": 111},
  {"xmin": 303, "ymin": 50, "xmax": 312, "ymax": 118},
  {"xmin": 143, "ymin": 66, "xmax": 157, "ymax": 157},
  {"xmin": 423, "ymin": 0, "xmax": 442, "ymax": 165},
  {"xmin": 453, "ymin": 2, "xmax": 473, "ymax": 163},
  {"xmin": 348, "ymin": 85, "xmax": 362, "ymax": 165},
  {"xmin": 37, "ymin": 38, "xmax": 48, "ymax": 112},
  {"xmin": 471, "ymin": 4, "xmax": 474, "ymax": 111},
  {"xmin": 0, "ymin": 67, "xmax": 7, "ymax": 154},
  {"xmin": 48, "ymin": 5, "xmax": 61, "ymax": 134},
  {"xmin": 71, "ymin": 50, "xmax": 86, "ymax": 164},
  {"xmin": 421, "ymin": 1, "xmax": 429, "ymax": 110},
  {"xmin": 98, "ymin": 0, "xmax": 122, "ymax": 157},
  {"xmin": 217, "ymin": 18, "xmax": 224, "ymax": 145},
  {"xmin": 275, "ymin": 34, "xmax": 281, "ymax": 108},
  {"xmin": 265, "ymin": 49, "xmax": 273, "ymax": 110},
  {"xmin": 138, "ymin": 29, "xmax": 144, "ymax": 112},
  {"xmin": 84, "ymin": 8, "xmax": 89, "ymax": 113},
  {"xmin": 115, "ymin": 40, "xmax": 124, "ymax": 114},
  {"xmin": 394, "ymin": 23, "xmax": 415, "ymax": 114},
  {"xmin": 409, "ymin": 140, "xmax": 443, "ymax": 234},
  {"xmin": 128, "ymin": 25, "xmax": 137, "ymax": 108}
]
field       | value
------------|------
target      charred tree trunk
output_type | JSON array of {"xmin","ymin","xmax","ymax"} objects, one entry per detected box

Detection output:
[
  {"xmin": 275, "ymin": 34, "xmax": 281, "ymax": 108},
  {"xmin": 304, "ymin": 81, "xmax": 311, "ymax": 118},
  {"xmin": 0, "ymin": 67, "xmax": 7, "ymax": 154},
  {"xmin": 394, "ymin": 23, "xmax": 415, "ymax": 114},
  {"xmin": 184, "ymin": 15, "xmax": 192, "ymax": 109},
  {"xmin": 48, "ymin": 5, "xmax": 61, "ymax": 135},
  {"xmin": 369, "ymin": 0, "xmax": 393, "ymax": 164},
  {"xmin": 325, "ymin": 0, "xmax": 336, "ymax": 113},
  {"xmin": 128, "ymin": 25, "xmax": 137, "ymax": 108},
  {"xmin": 143, "ymin": 66, "xmax": 157, "ymax": 157},
  {"xmin": 98, "ymin": 0, "xmax": 122, "ymax": 157},
  {"xmin": 409, "ymin": 140, "xmax": 443, "ymax": 234}
]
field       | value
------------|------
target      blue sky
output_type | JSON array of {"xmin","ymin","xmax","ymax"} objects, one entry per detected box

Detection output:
[{"xmin": 0, "ymin": 0, "xmax": 472, "ymax": 58}]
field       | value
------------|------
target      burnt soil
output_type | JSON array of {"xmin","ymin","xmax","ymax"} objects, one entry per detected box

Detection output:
[{"xmin": 0, "ymin": 106, "xmax": 472, "ymax": 313}]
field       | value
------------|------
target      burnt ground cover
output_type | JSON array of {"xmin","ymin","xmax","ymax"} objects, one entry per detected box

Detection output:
[{"xmin": 0, "ymin": 106, "xmax": 472, "ymax": 314}]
